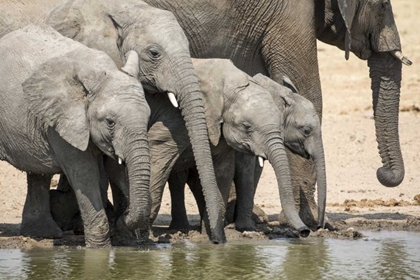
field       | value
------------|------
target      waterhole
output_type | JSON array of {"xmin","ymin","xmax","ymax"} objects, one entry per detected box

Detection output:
[{"xmin": 0, "ymin": 231, "xmax": 419, "ymax": 279}]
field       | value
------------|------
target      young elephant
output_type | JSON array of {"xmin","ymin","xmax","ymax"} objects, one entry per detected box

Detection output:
[
  {"xmin": 0, "ymin": 25, "xmax": 151, "ymax": 248},
  {"xmin": 53, "ymin": 59, "xmax": 326, "ymax": 239},
  {"xmin": 107, "ymin": 59, "xmax": 325, "ymax": 237},
  {"xmin": 167, "ymin": 69, "xmax": 327, "ymax": 233}
]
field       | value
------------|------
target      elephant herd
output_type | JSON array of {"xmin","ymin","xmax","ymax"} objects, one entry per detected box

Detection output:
[{"xmin": 0, "ymin": 0, "xmax": 410, "ymax": 248}]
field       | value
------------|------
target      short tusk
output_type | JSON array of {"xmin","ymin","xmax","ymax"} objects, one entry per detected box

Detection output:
[
  {"xmin": 118, "ymin": 157, "xmax": 123, "ymax": 165},
  {"xmin": 258, "ymin": 156, "xmax": 264, "ymax": 168},
  {"xmin": 167, "ymin": 92, "xmax": 179, "ymax": 108},
  {"xmin": 391, "ymin": 50, "xmax": 413, "ymax": 66}
]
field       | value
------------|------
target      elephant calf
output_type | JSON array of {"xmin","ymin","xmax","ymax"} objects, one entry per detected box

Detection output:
[
  {"xmin": 52, "ymin": 58, "xmax": 326, "ymax": 240},
  {"xmin": 0, "ymin": 25, "xmax": 151, "ymax": 248},
  {"xmin": 163, "ymin": 62, "xmax": 327, "ymax": 235},
  {"xmin": 126, "ymin": 58, "xmax": 326, "ymax": 237}
]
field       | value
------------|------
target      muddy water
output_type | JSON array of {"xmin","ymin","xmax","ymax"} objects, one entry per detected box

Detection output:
[{"xmin": 0, "ymin": 231, "xmax": 419, "ymax": 279}]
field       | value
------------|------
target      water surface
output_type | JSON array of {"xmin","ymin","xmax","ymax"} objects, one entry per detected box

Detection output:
[{"xmin": 0, "ymin": 231, "xmax": 419, "ymax": 279}]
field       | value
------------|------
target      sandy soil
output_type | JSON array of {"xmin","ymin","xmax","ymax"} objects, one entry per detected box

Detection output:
[{"xmin": 0, "ymin": 0, "xmax": 419, "ymax": 247}]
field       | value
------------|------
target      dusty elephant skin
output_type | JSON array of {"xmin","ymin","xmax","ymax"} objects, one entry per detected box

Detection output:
[
  {"xmin": 0, "ymin": 0, "xmax": 226, "ymax": 244},
  {"xmin": 52, "ymin": 59, "xmax": 326, "ymax": 239},
  {"xmin": 0, "ymin": 25, "xmax": 151, "ymax": 248},
  {"xmin": 145, "ymin": 0, "xmax": 410, "ymax": 228},
  {"xmin": 165, "ymin": 65, "xmax": 326, "ymax": 235}
]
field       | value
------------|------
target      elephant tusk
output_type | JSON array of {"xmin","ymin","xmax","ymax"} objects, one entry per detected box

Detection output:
[
  {"xmin": 167, "ymin": 92, "xmax": 179, "ymax": 108},
  {"xmin": 258, "ymin": 156, "xmax": 264, "ymax": 168},
  {"xmin": 391, "ymin": 51, "xmax": 413, "ymax": 66},
  {"xmin": 118, "ymin": 157, "xmax": 123, "ymax": 165}
]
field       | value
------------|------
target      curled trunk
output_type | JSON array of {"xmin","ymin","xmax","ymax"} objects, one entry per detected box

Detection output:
[
  {"xmin": 117, "ymin": 131, "xmax": 150, "ymax": 231},
  {"xmin": 368, "ymin": 52, "xmax": 404, "ymax": 187},
  {"xmin": 266, "ymin": 135, "xmax": 310, "ymax": 237}
]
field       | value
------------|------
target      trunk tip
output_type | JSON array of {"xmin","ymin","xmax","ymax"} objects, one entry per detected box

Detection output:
[
  {"xmin": 377, "ymin": 167, "xmax": 404, "ymax": 187},
  {"xmin": 211, "ymin": 230, "xmax": 227, "ymax": 244},
  {"xmin": 298, "ymin": 226, "xmax": 310, "ymax": 238}
]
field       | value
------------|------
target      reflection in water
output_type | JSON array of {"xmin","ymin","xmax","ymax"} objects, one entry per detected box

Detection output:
[{"xmin": 0, "ymin": 231, "xmax": 419, "ymax": 279}]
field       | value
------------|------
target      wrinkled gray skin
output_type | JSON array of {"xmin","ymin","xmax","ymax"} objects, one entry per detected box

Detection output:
[
  {"xmin": 145, "ymin": 0, "xmax": 409, "ymax": 229},
  {"xmin": 53, "ymin": 59, "xmax": 325, "ymax": 237},
  {"xmin": 0, "ymin": 25, "xmax": 151, "ymax": 248},
  {"xmin": 168, "ymin": 72, "xmax": 326, "ymax": 233},
  {"xmin": 105, "ymin": 59, "xmax": 326, "ymax": 238},
  {"xmin": 0, "ymin": 0, "xmax": 225, "ymax": 243}
]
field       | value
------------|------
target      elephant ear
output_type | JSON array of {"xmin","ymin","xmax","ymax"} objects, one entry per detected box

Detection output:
[
  {"xmin": 281, "ymin": 75, "xmax": 298, "ymax": 94},
  {"xmin": 193, "ymin": 59, "xmax": 227, "ymax": 146},
  {"xmin": 337, "ymin": 0, "xmax": 358, "ymax": 60},
  {"xmin": 47, "ymin": 0, "xmax": 123, "ymax": 67},
  {"xmin": 252, "ymin": 74, "xmax": 294, "ymax": 107},
  {"xmin": 22, "ymin": 56, "xmax": 102, "ymax": 151},
  {"xmin": 46, "ymin": 0, "xmax": 84, "ymax": 39}
]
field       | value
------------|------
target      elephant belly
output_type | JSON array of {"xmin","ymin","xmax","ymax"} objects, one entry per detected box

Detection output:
[
  {"xmin": 172, "ymin": 146, "xmax": 195, "ymax": 173},
  {"xmin": 0, "ymin": 125, "xmax": 61, "ymax": 175}
]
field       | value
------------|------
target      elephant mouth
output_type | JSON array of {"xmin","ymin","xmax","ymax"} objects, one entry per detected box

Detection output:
[
  {"xmin": 141, "ymin": 83, "xmax": 160, "ymax": 94},
  {"xmin": 285, "ymin": 141, "xmax": 311, "ymax": 160}
]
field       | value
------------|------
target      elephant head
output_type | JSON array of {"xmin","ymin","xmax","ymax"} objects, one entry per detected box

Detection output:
[
  {"xmin": 316, "ymin": 0, "xmax": 411, "ymax": 187},
  {"xmin": 47, "ymin": 0, "xmax": 225, "ymax": 242},
  {"xmin": 193, "ymin": 58, "xmax": 311, "ymax": 236},
  {"xmin": 22, "ymin": 50, "xmax": 151, "ymax": 233},
  {"xmin": 253, "ymin": 74, "xmax": 327, "ymax": 229}
]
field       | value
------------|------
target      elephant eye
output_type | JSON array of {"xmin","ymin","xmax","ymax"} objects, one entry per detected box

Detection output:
[
  {"xmin": 302, "ymin": 126, "xmax": 312, "ymax": 136},
  {"xmin": 148, "ymin": 47, "xmax": 161, "ymax": 59},
  {"xmin": 106, "ymin": 117, "xmax": 116, "ymax": 128},
  {"xmin": 242, "ymin": 122, "xmax": 252, "ymax": 132}
]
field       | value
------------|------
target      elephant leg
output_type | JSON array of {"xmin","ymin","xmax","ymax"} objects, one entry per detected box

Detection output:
[
  {"xmin": 233, "ymin": 153, "xmax": 259, "ymax": 232},
  {"xmin": 168, "ymin": 170, "xmax": 190, "ymax": 231},
  {"xmin": 185, "ymin": 168, "xmax": 206, "ymax": 231},
  {"xmin": 148, "ymin": 151, "xmax": 182, "ymax": 226},
  {"xmin": 20, "ymin": 173, "xmax": 63, "ymax": 238},
  {"xmin": 50, "ymin": 188, "xmax": 83, "ymax": 234},
  {"xmin": 96, "ymin": 156, "xmax": 116, "ymax": 229},
  {"xmin": 48, "ymin": 129, "xmax": 110, "ymax": 248},
  {"xmin": 104, "ymin": 156, "xmax": 129, "ymax": 219}
]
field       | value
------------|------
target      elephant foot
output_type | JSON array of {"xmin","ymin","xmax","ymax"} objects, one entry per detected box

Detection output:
[
  {"xmin": 111, "ymin": 218, "xmax": 151, "ymax": 246},
  {"xmin": 235, "ymin": 219, "xmax": 257, "ymax": 232},
  {"xmin": 279, "ymin": 206, "xmax": 324, "ymax": 232},
  {"xmin": 20, "ymin": 215, "xmax": 63, "ymax": 239},
  {"xmin": 169, "ymin": 217, "xmax": 190, "ymax": 232}
]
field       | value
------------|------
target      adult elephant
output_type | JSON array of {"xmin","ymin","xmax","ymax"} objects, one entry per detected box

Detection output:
[
  {"xmin": 0, "ymin": 25, "xmax": 151, "ymax": 247},
  {"xmin": 145, "ymin": 0, "xmax": 410, "ymax": 228},
  {"xmin": 0, "ymin": 0, "xmax": 225, "ymax": 243}
]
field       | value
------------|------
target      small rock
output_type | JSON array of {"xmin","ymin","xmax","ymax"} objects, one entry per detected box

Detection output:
[
  {"xmin": 346, "ymin": 227, "xmax": 354, "ymax": 232},
  {"xmin": 22, "ymin": 237, "xmax": 27, "ymax": 242}
]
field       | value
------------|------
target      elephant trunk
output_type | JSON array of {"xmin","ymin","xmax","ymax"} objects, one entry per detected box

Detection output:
[
  {"xmin": 265, "ymin": 134, "xmax": 310, "ymax": 237},
  {"xmin": 117, "ymin": 130, "xmax": 150, "ymax": 231},
  {"xmin": 368, "ymin": 52, "xmax": 404, "ymax": 187},
  {"xmin": 175, "ymin": 68, "xmax": 226, "ymax": 243},
  {"xmin": 312, "ymin": 135, "xmax": 327, "ymax": 229}
]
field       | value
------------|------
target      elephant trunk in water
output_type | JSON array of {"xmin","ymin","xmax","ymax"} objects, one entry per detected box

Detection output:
[
  {"xmin": 170, "ymin": 55, "xmax": 226, "ymax": 243},
  {"xmin": 265, "ymin": 133, "xmax": 310, "ymax": 237},
  {"xmin": 368, "ymin": 52, "xmax": 404, "ymax": 187},
  {"xmin": 117, "ymin": 130, "xmax": 150, "ymax": 232}
]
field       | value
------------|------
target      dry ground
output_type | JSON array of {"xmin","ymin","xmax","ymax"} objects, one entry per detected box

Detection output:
[{"xmin": 0, "ymin": 0, "xmax": 419, "ymax": 247}]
